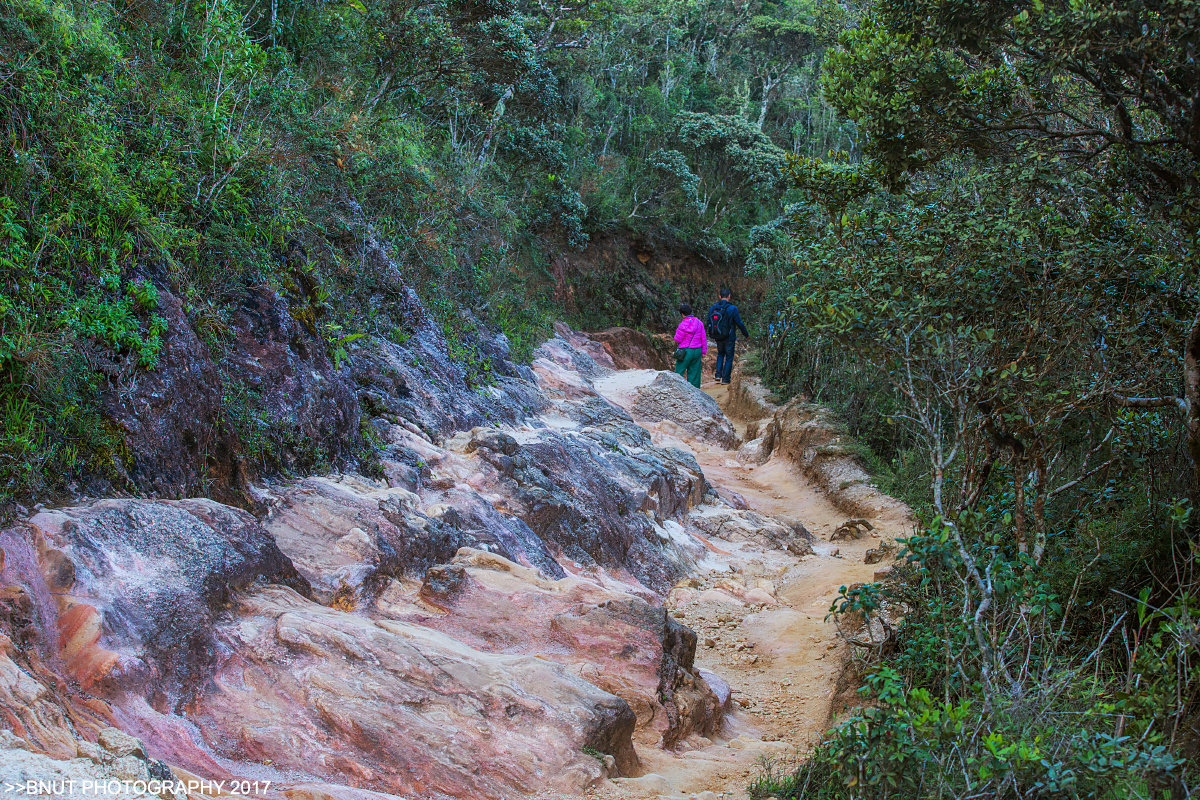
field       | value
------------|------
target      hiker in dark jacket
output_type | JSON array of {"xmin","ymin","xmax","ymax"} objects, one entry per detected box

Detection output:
[{"xmin": 707, "ymin": 288, "xmax": 749, "ymax": 385}]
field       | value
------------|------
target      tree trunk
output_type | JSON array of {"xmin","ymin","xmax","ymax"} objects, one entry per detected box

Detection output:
[
  {"xmin": 1013, "ymin": 455, "xmax": 1028, "ymax": 558},
  {"xmin": 1031, "ymin": 451, "xmax": 1047, "ymax": 565},
  {"xmin": 755, "ymin": 73, "xmax": 781, "ymax": 130},
  {"xmin": 477, "ymin": 85, "xmax": 514, "ymax": 165},
  {"xmin": 1184, "ymin": 311, "xmax": 1200, "ymax": 495},
  {"xmin": 1111, "ymin": 309, "xmax": 1200, "ymax": 506}
]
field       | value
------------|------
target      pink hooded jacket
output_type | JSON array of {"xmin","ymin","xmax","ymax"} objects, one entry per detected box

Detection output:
[{"xmin": 674, "ymin": 315, "xmax": 708, "ymax": 354}]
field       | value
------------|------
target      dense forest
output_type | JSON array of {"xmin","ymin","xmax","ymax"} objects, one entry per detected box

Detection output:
[
  {"xmin": 0, "ymin": 0, "xmax": 857, "ymax": 499},
  {"xmin": 750, "ymin": 1, "xmax": 1200, "ymax": 796},
  {"xmin": 2, "ymin": 0, "xmax": 1198, "ymax": 794}
]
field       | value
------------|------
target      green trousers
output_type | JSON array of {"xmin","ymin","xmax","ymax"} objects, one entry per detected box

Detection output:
[{"xmin": 675, "ymin": 347, "xmax": 703, "ymax": 388}]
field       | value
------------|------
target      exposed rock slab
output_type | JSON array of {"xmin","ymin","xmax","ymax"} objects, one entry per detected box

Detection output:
[
  {"xmin": 395, "ymin": 548, "xmax": 722, "ymax": 751},
  {"xmin": 7, "ymin": 500, "xmax": 641, "ymax": 800},
  {"xmin": 96, "ymin": 291, "xmax": 241, "ymax": 503},
  {"xmin": 25, "ymin": 499, "xmax": 309, "ymax": 694},
  {"xmin": 688, "ymin": 507, "xmax": 812, "ymax": 557},
  {"xmin": 0, "ymin": 728, "xmax": 185, "ymax": 800},
  {"xmin": 0, "ymin": 643, "xmax": 87, "ymax": 761},
  {"xmin": 259, "ymin": 476, "xmax": 561, "ymax": 607},
  {"xmin": 222, "ymin": 286, "xmax": 365, "ymax": 475},
  {"xmin": 1, "ymin": 323, "xmax": 745, "ymax": 800},
  {"xmin": 181, "ymin": 585, "xmax": 630, "ymax": 800}
]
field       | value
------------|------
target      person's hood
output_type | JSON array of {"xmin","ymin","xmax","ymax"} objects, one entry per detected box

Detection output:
[{"xmin": 679, "ymin": 316, "xmax": 704, "ymax": 334}]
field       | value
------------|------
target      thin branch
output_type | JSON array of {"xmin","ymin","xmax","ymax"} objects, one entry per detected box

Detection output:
[{"xmin": 1112, "ymin": 393, "xmax": 1188, "ymax": 413}]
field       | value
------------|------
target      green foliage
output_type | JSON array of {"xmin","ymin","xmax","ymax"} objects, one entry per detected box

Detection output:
[
  {"xmin": 755, "ymin": 666, "xmax": 1184, "ymax": 799},
  {"xmin": 490, "ymin": 289, "xmax": 554, "ymax": 364},
  {"xmin": 324, "ymin": 326, "xmax": 366, "ymax": 372},
  {"xmin": 647, "ymin": 149, "xmax": 702, "ymax": 215},
  {"xmin": 425, "ymin": 291, "xmax": 496, "ymax": 387},
  {"xmin": 740, "ymin": 11, "xmax": 818, "ymax": 77},
  {"xmin": 822, "ymin": 0, "xmax": 1200, "ymax": 254},
  {"xmin": 562, "ymin": 0, "xmax": 856, "ymax": 264},
  {"xmin": 756, "ymin": 507, "xmax": 1196, "ymax": 798},
  {"xmin": 676, "ymin": 112, "xmax": 788, "ymax": 193},
  {"xmin": 220, "ymin": 376, "xmax": 277, "ymax": 471},
  {"xmin": 0, "ymin": 0, "xmax": 627, "ymax": 499},
  {"xmin": 755, "ymin": 0, "xmax": 1200, "ymax": 796},
  {"xmin": 771, "ymin": 151, "xmax": 1192, "ymax": 548}
]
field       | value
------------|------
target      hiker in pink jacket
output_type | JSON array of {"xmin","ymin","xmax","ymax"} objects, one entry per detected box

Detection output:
[{"xmin": 673, "ymin": 303, "xmax": 707, "ymax": 388}]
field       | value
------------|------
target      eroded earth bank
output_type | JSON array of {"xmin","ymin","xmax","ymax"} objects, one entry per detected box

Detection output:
[{"xmin": 1, "ymin": 303, "xmax": 909, "ymax": 800}]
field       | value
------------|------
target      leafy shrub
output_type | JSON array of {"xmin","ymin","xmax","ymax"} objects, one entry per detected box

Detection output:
[{"xmin": 755, "ymin": 509, "xmax": 1197, "ymax": 799}]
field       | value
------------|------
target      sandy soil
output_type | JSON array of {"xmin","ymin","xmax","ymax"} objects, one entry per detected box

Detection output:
[{"xmin": 578, "ymin": 376, "xmax": 908, "ymax": 800}]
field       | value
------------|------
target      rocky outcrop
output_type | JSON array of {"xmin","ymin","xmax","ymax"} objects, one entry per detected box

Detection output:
[
  {"xmin": 4, "ymin": 500, "xmax": 640, "ymax": 800},
  {"xmin": 223, "ymin": 285, "xmax": 366, "ymax": 474},
  {"xmin": 25, "ymin": 499, "xmax": 309, "ymax": 694},
  {"xmin": 96, "ymin": 282, "xmax": 372, "ymax": 503},
  {"xmin": 594, "ymin": 370, "xmax": 739, "ymax": 449},
  {"xmin": 367, "ymin": 416, "xmax": 707, "ymax": 595},
  {"xmin": 498, "ymin": 423, "xmax": 706, "ymax": 593},
  {"xmin": 0, "ymin": 630, "xmax": 88, "ymax": 761},
  {"xmin": 1, "ymin": 728, "xmax": 184, "ymax": 800},
  {"xmin": 180, "ymin": 586, "xmax": 629, "ymax": 800},
  {"xmin": 1, "ymin": 320, "xmax": 745, "ymax": 800},
  {"xmin": 90, "ymin": 241, "xmax": 549, "ymax": 505},
  {"xmin": 258, "ymin": 475, "xmax": 566, "ymax": 608},
  {"xmin": 346, "ymin": 317, "xmax": 546, "ymax": 442},
  {"xmin": 96, "ymin": 291, "xmax": 240, "ymax": 502},
  {"xmin": 630, "ymin": 373, "xmax": 739, "ymax": 448},
  {"xmin": 688, "ymin": 506, "xmax": 813, "ymax": 557}
]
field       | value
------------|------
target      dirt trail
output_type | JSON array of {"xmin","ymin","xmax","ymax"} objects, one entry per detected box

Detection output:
[{"xmin": 586, "ymin": 376, "xmax": 910, "ymax": 800}]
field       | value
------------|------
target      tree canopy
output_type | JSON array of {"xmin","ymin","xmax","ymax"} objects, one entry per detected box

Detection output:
[{"xmin": 754, "ymin": 1, "xmax": 1200, "ymax": 795}]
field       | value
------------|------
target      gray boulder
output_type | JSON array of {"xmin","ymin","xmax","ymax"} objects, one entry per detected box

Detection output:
[{"xmin": 630, "ymin": 372, "xmax": 739, "ymax": 448}]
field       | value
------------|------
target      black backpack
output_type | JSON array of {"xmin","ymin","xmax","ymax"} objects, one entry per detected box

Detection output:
[{"xmin": 709, "ymin": 302, "xmax": 735, "ymax": 341}]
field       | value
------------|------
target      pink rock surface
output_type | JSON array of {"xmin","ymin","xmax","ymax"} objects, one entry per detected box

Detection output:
[
  {"xmin": 261, "ymin": 477, "xmax": 448, "ymax": 607},
  {"xmin": 743, "ymin": 588, "xmax": 777, "ymax": 606},
  {"xmin": 183, "ymin": 586, "xmax": 630, "ymax": 799},
  {"xmin": 531, "ymin": 356, "xmax": 601, "ymax": 401},
  {"xmin": 7, "ymin": 501, "xmax": 640, "ymax": 800},
  {"xmin": 0, "ymin": 325, "xmax": 739, "ymax": 800},
  {"xmin": 394, "ymin": 549, "xmax": 724, "ymax": 751},
  {"xmin": 696, "ymin": 589, "xmax": 743, "ymax": 606}
]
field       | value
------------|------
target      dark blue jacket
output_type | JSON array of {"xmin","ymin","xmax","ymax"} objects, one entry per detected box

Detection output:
[{"xmin": 708, "ymin": 301, "xmax": 749, "ymax": 341}]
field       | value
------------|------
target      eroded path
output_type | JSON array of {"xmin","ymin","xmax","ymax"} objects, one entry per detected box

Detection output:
[
  {"xmin": 587, "ymin": 370, "xmax": 910, "ymax": 800},
  {"xmin": 0, "ymin": 327, "xmax": 910, "ymax": 800}
]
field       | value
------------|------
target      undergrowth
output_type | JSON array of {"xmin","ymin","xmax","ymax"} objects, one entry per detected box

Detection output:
[{"xmin": 0, "ymin": 0, "xmax": 559, "ymax": 502}]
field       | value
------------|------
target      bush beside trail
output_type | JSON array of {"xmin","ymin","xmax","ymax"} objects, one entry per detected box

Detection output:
[{"xmin": 748, "ymin": 0, "xmax": 1200, "ymax": 796}]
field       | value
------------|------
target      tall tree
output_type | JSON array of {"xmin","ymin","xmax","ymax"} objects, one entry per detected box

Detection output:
[
  {"xmin": 815, "ymin": 0, "xmax": 1200, "ymax": 495},
  {"xmin": 738, "ymin": 4, "xmax": 817, "ymax": 128}
]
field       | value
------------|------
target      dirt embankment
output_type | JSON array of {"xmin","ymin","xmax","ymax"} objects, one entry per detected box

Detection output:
[
  {"xmin": 551, "ymin": 229, "xmax": 766, "ymax": 331},
  {"xmin": 722, "ymin": 362, "xmax": 911, "ymax": 523}
]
